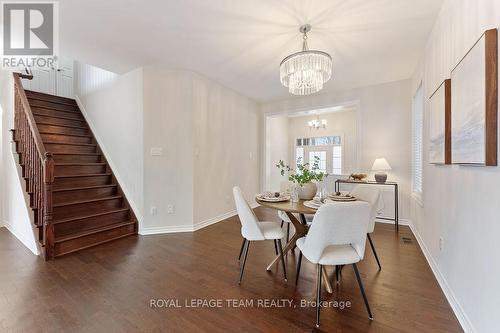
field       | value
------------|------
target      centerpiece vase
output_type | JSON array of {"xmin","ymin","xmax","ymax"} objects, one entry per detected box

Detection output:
[{"xmin": 298, "ymin": 182, "xmax": 317, "ymax": 200}]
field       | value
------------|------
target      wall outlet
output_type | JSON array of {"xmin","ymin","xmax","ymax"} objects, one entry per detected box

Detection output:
[
  {"xmin": 150, "ymin": 206, "xmax": 157, "ymax": 216},
  {"xmin": 150, "ymin": 147, "xmax": 163, "ymax": 156},
  {"xmin": 167, "ymin": 204, "xmax": 175, "ymax": 214},
  {"xmin": 439, "ymin": 237, "xmax": 444, "ymax": 251}
]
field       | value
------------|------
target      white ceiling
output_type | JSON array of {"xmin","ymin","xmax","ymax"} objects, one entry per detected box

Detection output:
[{"xmin": 60, "ymin": 0, "xmax": 443, "ymax": 102}]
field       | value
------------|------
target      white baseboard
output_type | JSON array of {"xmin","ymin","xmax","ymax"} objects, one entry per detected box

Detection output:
[
  {"xmin": 139, "ymin": 203, "xmax": 258, "ymax": 235},
  {"xmin": 375, "ymin": 217, "xmax": 410, "ymax": 226},
  {"xmin": 139, "ymin": 224, "xmax": 194, "ymax": 235},
  {"xmin": 74, "ymin": 95, "xmax": 143, "ymax": 226},
  {"xmin": 408, "ymin": 222, "xmax": 474, "ymax": 333}
]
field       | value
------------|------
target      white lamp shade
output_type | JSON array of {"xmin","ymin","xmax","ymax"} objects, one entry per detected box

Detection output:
[{"xmin": 371, "ymin": 158, "xmax": 392, "ymax": 171}]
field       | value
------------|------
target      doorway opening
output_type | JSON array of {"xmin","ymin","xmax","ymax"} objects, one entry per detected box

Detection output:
[{"xmin": 264, "ymin": 103, "xmax": 359, "ymax": 192}]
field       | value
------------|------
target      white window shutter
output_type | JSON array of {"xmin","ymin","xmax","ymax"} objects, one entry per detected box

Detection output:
[{"xmin": 412, "ymin": 84, "xmax": 424, "ymax": 196}]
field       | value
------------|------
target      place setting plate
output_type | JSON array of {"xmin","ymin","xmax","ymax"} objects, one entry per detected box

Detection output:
[
  {"xmin": 328, "ymin": 192, "xmax": 357, "ymax": 202},
  {"xmin": 303, "ymin": 197, "xmax": 332, "ymax": 209},
  {"xmin": 304, "ymin": 193, "xmax": 357, "ymax": 209},
  {"xmin": 303, "ymin": 200, "xmax": 322, "ymax": 209},
  {"xmin": 256, "ymin": 192, "xmax": 290, "ymax": 202}
]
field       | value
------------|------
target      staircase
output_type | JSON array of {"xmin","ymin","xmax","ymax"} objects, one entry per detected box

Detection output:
[{"xmin": 11, "ymin": 71, "xmax": 138, "ymax": 259}]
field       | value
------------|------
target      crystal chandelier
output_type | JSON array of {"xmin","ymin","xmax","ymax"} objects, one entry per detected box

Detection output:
[
  {"xmin": 280, "ymin": 24, "xmax": 333, "ymax": 95},
  {"xmin": 308, "ymin": 117, "xmax": 327, "ymax": 130}
]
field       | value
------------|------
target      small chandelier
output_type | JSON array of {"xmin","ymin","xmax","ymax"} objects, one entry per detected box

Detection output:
[
  {"xmin": 308, "ymin": 117, "xmax": 327, "ymax": 130},
  {"xmin": 280, "ymin": 24, "xmax": 333, "ymax": 95}
]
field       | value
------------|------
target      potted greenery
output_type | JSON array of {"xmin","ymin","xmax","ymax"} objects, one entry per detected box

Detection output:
[{"xmin": 276, "ymin": 156, "xmax": 327, "ymax": 200}]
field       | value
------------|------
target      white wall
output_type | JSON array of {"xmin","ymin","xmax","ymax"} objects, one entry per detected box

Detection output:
[
  {"xmin": 410, "ymin": 1, "xmax": 500, "ymax": 332},
  {"xmin": 262, "ymin": 80, "xmax": 412, "ymax": 220},
  {"xmin": 74, "ymin": 62, "xmax": 144, "ymax": 222},
  {"xmin": 141, "ymin": 68, "xmax": 261, "ymax": 232},
  {"xmin": 265, "ymin": 115, "xmax": 289, "ymax": 191},
  {"xmin": 0, "ymin": 69, "xmax": 40, "ymax": 254},
  {"xmin": 192, "ymin": 74, "xmax": 260, "ymax": 225},
  {"xmin": 142, "ymin": 68, "xmax": 195, "ymax": 232}
]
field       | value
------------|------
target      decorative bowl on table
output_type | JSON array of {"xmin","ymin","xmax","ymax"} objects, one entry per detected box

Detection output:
[
  {"xmin": 256, "ymin": 192, "xmax": 290, "ymax": 202},
  {"xmin": 349, "ymin": 173, "xmax": 368, "ymax": 181}
]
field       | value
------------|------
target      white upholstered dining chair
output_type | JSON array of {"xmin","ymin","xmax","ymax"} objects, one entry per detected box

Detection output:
[
  {"xmin": 295, "ymin": 201, "xmax": 373, "ymax": 327},
  {"xmin": 233, "ymin": 186, "xmax": 287, "ymax": 284},
  {"xmin": 350, "ymin": 185, "xmax": 383, "ymax": 270}
]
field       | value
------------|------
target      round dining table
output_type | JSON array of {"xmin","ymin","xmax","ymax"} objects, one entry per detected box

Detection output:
[{"xmin": 255, "ymin": 198, "xmax": 334, "ymax": 293}]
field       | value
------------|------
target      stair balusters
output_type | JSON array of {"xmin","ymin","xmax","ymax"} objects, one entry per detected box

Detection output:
[{"xmin": 12, "ymin": 72, "xmax": 55, "ymax": 259}]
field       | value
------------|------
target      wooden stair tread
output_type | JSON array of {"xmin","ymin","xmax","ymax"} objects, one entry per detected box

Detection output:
[
  {"xmin": 36, "ymin": 121, "xmax": 87, "ymax": 129},
  {"xmin": 25, "ymin": 90, "xmax": 77, "ymax": 105},
  {"xmin": 29, "ymin": 102, "xmax": 79, "ymax": 113},
  {"xmin": 39, "ymin": 131, "xmax": 91, "ymax": 138},
  {"xmin": 55, "ymin": 221, "xmax": 135, "ymax": 243},
  {"xmin": 33, "ymin": 112, "xmax": 83, "ymax": 121},
  {"xmin": 55, "ymin": 162, "xmax": 106, "ymax": 166},
  {"xmin": 52, "ymin": 152, "xmax": 101, "ymax": 156},
  {"xmin": 54, "ymin": 173, "xmax": 112, "ymax": 178},
  {"xmin": 28, "ymin": 96, "xmax": 77, "ymax": 106},
  {"xmin": 52, "ymin": 208, "xmax": 130, "ymax": 224},
  {"xmin": 52, "ymin": 184, "xmax": 117, "ymax": 192},
  {"xmin": 53, "ymin": 195, "xmax": 123, "ymax": 208},
  {"xmin": 32, "ymin": 106, "xmax": 81, "ymax": 115},
  {"xmin": 54, "ymin": 232, "xmax": 136, "ymax": 257},
  {"xmin": 44, "ymin": 141, "xmax": 96, "ymax": 146}
]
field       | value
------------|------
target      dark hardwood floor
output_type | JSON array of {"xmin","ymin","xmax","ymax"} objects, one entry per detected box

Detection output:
[{"xmin": 0, "ymin": 207, "xmax": 462, "ymax": 332}]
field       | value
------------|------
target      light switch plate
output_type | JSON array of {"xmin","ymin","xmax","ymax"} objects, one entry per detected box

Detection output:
[{"xmin": 150, "ymin": 147, "xmax": 163, "ymax": 156}]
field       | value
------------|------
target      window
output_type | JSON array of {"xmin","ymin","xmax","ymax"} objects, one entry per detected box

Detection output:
[
  {"xmin": 332, "ymin": 146, "xmax": 342, "ymax": 175},
  {"xmin": 309, "ymin": 151, "xmax": 327, "ymax": 173},
  {"xmin": 295, "ymin": 147, "xmax": 304, "ymax": 172},
  {"xmin": 295, "ymin": 135, "xmax": 343, "ymax": 175},
  {"xmin": 412, "ymin": 83, "xmax": 424, "ymax": 201}
]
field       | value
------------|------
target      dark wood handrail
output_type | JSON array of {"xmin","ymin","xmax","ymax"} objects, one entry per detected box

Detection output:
[
  {"xmin": 13, "ymin": 72, "xmax": 47, "ymax": 160},
  {"xmin": 17, "ymin": 66, "xmax": 34, "ymax": 80},
  {"xmin": 12, "ymin": 69, "xmax": 55, "ymax": 259}
]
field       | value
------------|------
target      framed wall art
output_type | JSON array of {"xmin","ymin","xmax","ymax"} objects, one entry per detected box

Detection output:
[{"xmin": 450, "ymin": 29, "xmax": 498, "ymax": 166}]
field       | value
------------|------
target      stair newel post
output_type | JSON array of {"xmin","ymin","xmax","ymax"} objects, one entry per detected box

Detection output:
[{"xmin": 43, "ymin": 152, "xmax": 55, "ymax": 260}]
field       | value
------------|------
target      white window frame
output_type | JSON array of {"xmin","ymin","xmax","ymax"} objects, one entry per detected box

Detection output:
[
  {"xmin": 294, "ymin": 135, "xmax": 344, "ymax": 176},
  {"xmin": 412, "ymin": 82, "xmax": 424, "ymax": 206}
]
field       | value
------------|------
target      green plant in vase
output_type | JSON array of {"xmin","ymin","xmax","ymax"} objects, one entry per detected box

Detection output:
[{"xmin": 276, "ymin": 156, "xmax": 327, "ymax": 200}]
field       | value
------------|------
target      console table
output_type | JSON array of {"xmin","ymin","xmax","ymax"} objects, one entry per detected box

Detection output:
[{"xmin": 334, "ymin": 179, "xmax": 399, "ymax": 231}]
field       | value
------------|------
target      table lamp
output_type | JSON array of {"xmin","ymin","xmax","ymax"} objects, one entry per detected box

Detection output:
[{"xmin": 371, "ymin": 158, "xmax": 391, "ymax": 183}]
